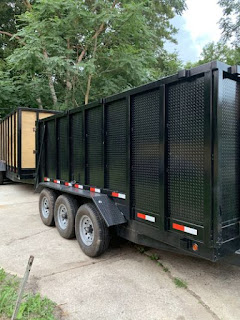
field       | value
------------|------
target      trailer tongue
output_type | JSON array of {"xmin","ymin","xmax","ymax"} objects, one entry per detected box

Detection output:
[{"xmin": 34, "ymin": 61, "xmax": 240, "ymax": 262}]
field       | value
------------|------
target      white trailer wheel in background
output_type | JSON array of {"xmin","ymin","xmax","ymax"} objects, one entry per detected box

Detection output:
[{"xmin": 39, "ymin": 188, "xmax": 57, "ymax": 226}]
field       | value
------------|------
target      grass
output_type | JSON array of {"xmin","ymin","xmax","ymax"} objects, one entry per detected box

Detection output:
[
  {"xmin": 136, "ymin": 246, "xmax": 146, "ymax": 254},
  {"xmin": 157, "ymin": 262, "xmax": 169, "ymax": 273},
  {"xmin": 173, "ymin": 277, "xmax": 188, "ymax": 289},
  {"xmin": 0, "ymin": 268, "xmax": 58, "ymax": 320},
  {"xmin": 149, "ymin": 253, "xmax": 159, "ymax": 261},
  {"xmin": 137, "ymin": 249, "xmax": 188, "ymax": 290}
]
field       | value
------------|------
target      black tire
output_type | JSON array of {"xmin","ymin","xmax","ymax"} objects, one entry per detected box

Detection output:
[
  {"xmin": 75, "ymin": 203, "xmax": 109, "ymax": 257},
  {"xmin": 39, "ymin": 188, "xmax": 57, "ymax": 226},
  {"xmin": 54, "ymin": 195, "xmax": 78, "ymax": 239},
  {"xmin": 0, "ymin": 172, "xmax": 3, "ymax": 185}
]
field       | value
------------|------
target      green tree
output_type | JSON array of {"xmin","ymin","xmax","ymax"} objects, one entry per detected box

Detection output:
[
  {"xmin": 0, "ymin": 1, "xmax": 28, "ymax": 60},
  {"xmin": 185, "ymin": 41, "xmax": 240, "ymax": 69},
  {"xmin": 5, "ymin": 0, "xmax": 185, "ymax": 111},
  {"xmin": 185, "ymin": 1, "xmax": 240, "ymax": 70},
  {"xmin": 218, "ymin": 0, "xmax": 240, "ymax": 46},
  {"xmin": 0, "ymin": 1, "xmax": 36, "ymax": 118}
]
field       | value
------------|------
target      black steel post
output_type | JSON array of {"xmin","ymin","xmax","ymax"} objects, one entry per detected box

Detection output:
[
  {"xmin": 159, "ymin": 84, "xmax": 166, "ymax": 231},
  {"xmin": 17, "ymin": 109, "xmax": 22, "ymax": 176}
]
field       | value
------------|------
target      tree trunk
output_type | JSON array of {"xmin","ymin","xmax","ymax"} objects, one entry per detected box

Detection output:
[
  {"xmin": 84, "ymin": 37, "xmax": 98, "ymax": 105},
  {"xmin": 77, "ymin": 1, "xmax": 118, "ymax": 64},
  {"xmin": 48, "ymin": 75, "xmax": 58, "ymax": 106},
  {"xmin": 23, "ymin": 0, "xmax": 32, "ymax": 10},
  {"xmin": 43, "ymin": 49, "xmax": 58, "ymax": 106},
  {"xmin": 65, "ymin": 39, "xmax": 72, "ymax": 105},
  {"xmin": 85, "ymin": 74, "xmax": 92, "ymax": 105},
  {"xmin": 36, "ymin": 97, "xmax": 43, "ymax": 109}
]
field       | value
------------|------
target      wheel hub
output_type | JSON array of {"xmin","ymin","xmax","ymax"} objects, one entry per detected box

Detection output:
[
  {"xmin": 57, "ymin": 204, "xmax": 68, "ymax": 230},
  {"xmin": 41, "ymin": 196, "xmax": 50, "ymax": 218},
  {"xmin": 80, "ymin": 215, "xmax": 94, "ymax": 246}
]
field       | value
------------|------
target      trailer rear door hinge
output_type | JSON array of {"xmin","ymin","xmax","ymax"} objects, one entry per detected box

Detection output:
[
  {"xmin": 211, "ymin": 154, "xmax": 214, "ymax": 161},
  {"xmin": 33, "ymin": 127, "xmax": 36, "ymax": 132},
  {"xmin": 33, "ymin": 150, "xmax": 37, "ymax": 154}
]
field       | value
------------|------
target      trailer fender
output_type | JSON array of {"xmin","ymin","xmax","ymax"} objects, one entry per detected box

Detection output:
[
  {"xmin": 35, "ymin": 182, "xmax": 127, "ymax": 227},
  {"xmin": 92, "ymin": 194, "xmax": 127, "ymax": 227}
]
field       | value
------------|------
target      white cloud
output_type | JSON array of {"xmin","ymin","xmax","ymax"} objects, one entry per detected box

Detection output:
[{"xmin": 183, "ymin": 0, "xmax": 223, "ymax": 57}]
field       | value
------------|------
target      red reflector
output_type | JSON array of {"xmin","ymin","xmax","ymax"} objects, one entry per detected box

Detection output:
[
  {"xmin": 74, "ymin": 184, "xmax": 78, "ymax": 188},
  {"xmin": 54, "ymin": 180, "xmax": 57, "ymax": 183},
  {"xmin": 90, "ymin": 187, "xmax": 95, "ymax": 192},
  {"xmin": 137, "ymin": 213, "xmax": 146, "ymax": 220},
  {"xmin": 65, "ymin": 182, "xmax": 72, "ymax": 186},
  {"xmin": 172, "ymin": 223, "xmax": 184, "ymax": 232},
  {"xmin": 112, "ymin": 192, "xmax": 119, "ymax": 198}
]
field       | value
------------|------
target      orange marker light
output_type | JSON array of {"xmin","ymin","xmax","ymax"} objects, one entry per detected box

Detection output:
[{"xmin": 192, "ymin": 243, "xmax": 198, "ymax": 252}]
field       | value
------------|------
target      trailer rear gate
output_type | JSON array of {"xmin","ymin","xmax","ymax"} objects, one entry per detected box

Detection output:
[
  {"xmin": 37, "ymin": 61, "xmax": 240, "ymax": 260},
  {"xmin": 0, "ymin": 108, "xmax": 58, "ymax": 182}
]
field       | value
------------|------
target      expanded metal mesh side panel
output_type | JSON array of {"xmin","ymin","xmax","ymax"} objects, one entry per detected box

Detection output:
[
  {"xmin": 167, "ymin": 77, "xmax": 205, "ymax": 224},
  {"xmin": 219, "ymin": 78, "xmax": 240, "ymax": 224},
  {"xmin": 131, "ymin": 89, "xmax": 160, "ymax": 214},
  {"xmin": 71, "ymin": 112, "xmax": 84, "ymax": 183},
  {"xmin": 106, "ymin": 99, "xmax": 127, "ymax": 192},
  {"xmin": 46, "ymin": 120, "xmax": 56, "ymax": 178},
  {"xmin": 57, "ymin": 116, "xmax": 69, "ymax": 181},
  {"xmin": 86, "ymin": 106, "xmax": 104, "ymax": 187}
]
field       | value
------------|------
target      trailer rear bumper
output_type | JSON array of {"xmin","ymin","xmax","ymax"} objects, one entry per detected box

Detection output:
[{"xmin": 116, "ymin": 220, "xmax": 240, "ymax": 263}]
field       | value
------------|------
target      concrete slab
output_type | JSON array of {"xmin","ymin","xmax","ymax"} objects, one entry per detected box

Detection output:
[{"xmin": 0, "ymin": 184, "xmax": 239, "ymax": 320}]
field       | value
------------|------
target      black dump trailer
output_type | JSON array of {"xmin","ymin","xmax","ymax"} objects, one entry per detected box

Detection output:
[{"xmin": 36, "ymin": 61, "xmax": 240, "ymax": 262}]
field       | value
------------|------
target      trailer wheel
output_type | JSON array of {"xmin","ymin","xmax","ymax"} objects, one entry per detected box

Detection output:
[
  {"xmin": 0, "ymin": 172, "xmax": 3, "ymax": 185},
  {"xmin": 54, "ymin": 195, "xmax": 78, "ymax": 239},
  {"xmin": 75, "ymin": 203, "xmax": 109, "ymax": 257},
  {"xmin": 39, "ymin": 188, "xmax": 57, "ymax": 226}
]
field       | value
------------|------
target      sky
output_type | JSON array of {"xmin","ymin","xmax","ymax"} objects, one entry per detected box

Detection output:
[{"xmin": 166, "ymin": 0, "xmax": 223, "ymax": 63}]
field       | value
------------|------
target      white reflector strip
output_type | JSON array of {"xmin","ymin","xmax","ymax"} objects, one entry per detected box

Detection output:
[
  {"xmin": 54, "ymin": 180, "xmax": 60, "ymax": 184},
  {"xmin": 118, "ymin": 193, "xmax": 126, "ymax": 200},
  {"xmin": 173, "ymin": 223, "xmax": 198, "ymax": 236},
  {"xmin": 75, "ymin": 184, "xmax": 83, "ymax": 189},
  {"xmin": 145, "ymin": 215, "xmax": 155, "ymax": 223},
  {"xmin": 137, "ymin": 213, "xmax": 155, "ymax": 223},
  {"xmin": 95, "ymin": 188, "xmax": 101, "ymax": 193},
  {"xmin": 184, "ymin": 226, "xmax": 197, "ymax": 236},
  {"xmin": 44, "ymin": 177, "xmax": 50, "ymax": 182}
]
